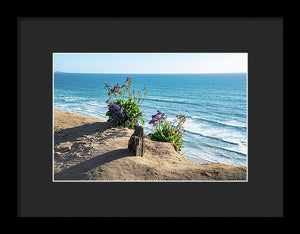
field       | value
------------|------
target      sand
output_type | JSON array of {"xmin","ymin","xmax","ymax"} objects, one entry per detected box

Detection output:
[{"xmin": 53, "ymin": 110, "xmax": 247, "ymax": 181}]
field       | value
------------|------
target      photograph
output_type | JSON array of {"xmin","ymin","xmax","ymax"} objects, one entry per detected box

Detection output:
[{"xmin": 53, "ymin": 53, "xmax": 248, "ymax": 181}]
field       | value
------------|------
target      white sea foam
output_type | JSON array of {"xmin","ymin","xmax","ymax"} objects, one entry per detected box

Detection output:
[
  {"xmin": 220, "ymin": 120, "xmax": 247, "ymax": 128},
  {"xmin": 182, "ymin": 147, "xmax": 218, "ymax": 163},
  {"xmin": 186, "ymin": 118, "xmax": 245, "ymax": 141},
  {"xmin": 54, "ymin": 101, "xmax": 108, "ymax": 120},
  {"xmin": 183, "ymin": 118, "xmax": 247, "ymax": 161},
  {"xmin": 184, "ymin": 145, "xmax": 245, "ymax": 166},
  {"xmin": 61, "ymin": 96, "xmax": 87, "ymax": 102},
  {"xmin": 84, "ymin": 100, "xmax": 107, "ymax": 108}
]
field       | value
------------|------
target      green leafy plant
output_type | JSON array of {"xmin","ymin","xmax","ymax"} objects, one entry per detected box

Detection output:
[
  {"xmin": 148, "ymin": 110, "xmax": 186, "ymax": 154},
  {"xmin": 104, "ymin": 77, "xmax": 147, "ymax": 128}
]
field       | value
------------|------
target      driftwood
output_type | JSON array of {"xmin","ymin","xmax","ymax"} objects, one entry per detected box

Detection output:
[{"xmin": 128, "ymin": 126, "xmax": 146, "ymax": 156}]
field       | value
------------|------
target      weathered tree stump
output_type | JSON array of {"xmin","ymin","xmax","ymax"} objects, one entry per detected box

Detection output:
[{"xmin": 128, "ymin": 126, "xmax": 146, "ymax": 156}]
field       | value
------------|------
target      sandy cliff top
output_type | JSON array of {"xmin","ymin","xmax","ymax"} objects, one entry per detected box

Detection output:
[{"xmin": 53, "ymin": 110, "xmax": 247, "ymax": 181}]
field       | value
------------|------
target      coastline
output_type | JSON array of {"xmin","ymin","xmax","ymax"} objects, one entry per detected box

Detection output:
[
  {"xmin": 184, "ymin": 153, "xmax": 213, "ymax": 164},
  {"xmin": 53, "ymin": 109, "xmax": 247, "ymax": 181}
]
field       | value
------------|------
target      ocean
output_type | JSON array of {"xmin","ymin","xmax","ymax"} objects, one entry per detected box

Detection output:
[{"xmin": 53, "ymin": 72, "xmax": 247, "ymax": 166}]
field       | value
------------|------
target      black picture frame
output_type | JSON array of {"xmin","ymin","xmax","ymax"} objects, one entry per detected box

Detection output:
[{"xmin": 17, "ymin": 17, "xmax": 283, "ymax": 218}]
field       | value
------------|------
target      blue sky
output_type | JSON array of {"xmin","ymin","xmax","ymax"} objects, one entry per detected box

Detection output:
[{"xmin": 53, "ymin": 53, "xmax": 247, "ymax": 74}]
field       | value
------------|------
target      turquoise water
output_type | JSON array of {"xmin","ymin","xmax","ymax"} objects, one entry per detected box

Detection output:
[{"xmin": 54, "ymin": 72, "xmax": 247, "ymax": 166}]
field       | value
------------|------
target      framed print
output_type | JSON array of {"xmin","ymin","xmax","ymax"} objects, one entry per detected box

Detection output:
[{"xmin": 17, "ymin": 17, "xmax": 283, "ymax": 217}]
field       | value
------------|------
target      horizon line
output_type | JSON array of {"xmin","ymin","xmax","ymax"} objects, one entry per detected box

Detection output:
[{"xmin": 54, "ymin": 71, "xmax": 247, "ymax": 74}]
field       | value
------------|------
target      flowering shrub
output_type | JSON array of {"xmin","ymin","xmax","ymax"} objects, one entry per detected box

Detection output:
[
  {"xmin": 148, "ymin": 110, "xmax": 186, "ymax": 153},
  {"xmin": 105, "ymin": 77, "xmax": 147, "ymax": 129}
]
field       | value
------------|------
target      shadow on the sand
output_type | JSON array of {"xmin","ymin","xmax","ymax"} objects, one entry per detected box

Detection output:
[
  {"xmin": 54, "ymin": 148, "xmax": 134, "ymax": 180},
  {"xmin": 54, "ymin": 122, "xmax": 111, "ymax": 145}
]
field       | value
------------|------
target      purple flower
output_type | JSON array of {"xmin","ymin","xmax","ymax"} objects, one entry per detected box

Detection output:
[
  {"xmin": 108, "ymin": 104, "xmax": 125, "ymax": 121},
  {"xmin": 149, "ymin": 119, "xmax": 158, "ymax": 127},
  {"xmin": 149, "ymin": 110, "xmax": 164, "ymax": 127}
]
